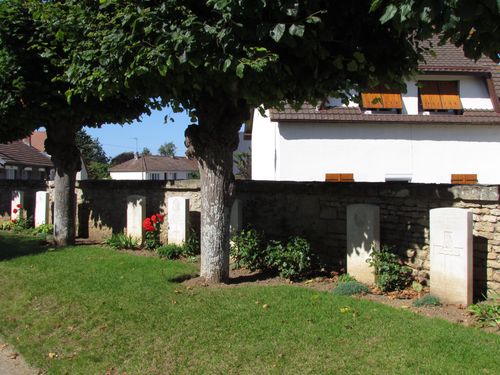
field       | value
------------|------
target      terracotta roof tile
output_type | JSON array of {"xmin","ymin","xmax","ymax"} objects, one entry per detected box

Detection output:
[
  {"xmin": 109, "ymin": 155, "xmax": 198, "ymax": 173},
  {"xmin": 0, "ymin": 141, "xmax": 53, "ymax": 167},
  {"xmin": 270, "ymin": 43, "xmax": 500, "ymax": 125}
]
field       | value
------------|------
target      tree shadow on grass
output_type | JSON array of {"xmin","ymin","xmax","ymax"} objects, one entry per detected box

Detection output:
[{"xmin": 0, "ymin": 233, "xmax": 51, "ymax": 261}]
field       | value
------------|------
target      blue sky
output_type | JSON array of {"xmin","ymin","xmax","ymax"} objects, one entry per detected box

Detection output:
[{"xmin": 85, "ymin": 107, "xmax": 191, "ymax": 158}]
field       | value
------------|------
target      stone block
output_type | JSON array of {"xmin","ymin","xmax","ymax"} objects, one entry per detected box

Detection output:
[
  {"xmin": 127, "ymin": 195, "xmax": 146, "ymax": 243},
  {"xmin": 430, "ymin": 208, "xmax": 473, "ymax": 305},
  {"xmin": 230, "ymin": 199, "xmax": 243, "ymax": 233},
  {"xmin": 346, "ymin": 204, "xmax": 379, "ymax": 284},
  {"xmin": 35, "ymin": 191, "xmax": 49, "ymax": 227},
  {"xmin": 168, "ymin": 197, "xmax": 189, "ymax": 245}
]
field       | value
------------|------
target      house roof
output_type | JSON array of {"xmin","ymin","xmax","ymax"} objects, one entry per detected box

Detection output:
[
  {"xmin": 269, "ymin": 43, "xmax": 500, "ymax": 125},
  {"xmin": 0, "ymin": 140, "xmax": 53, "ymax": 168},
  {"xmin": 109, "ymin": 155, "xmax": 198, "ymax": 173}
]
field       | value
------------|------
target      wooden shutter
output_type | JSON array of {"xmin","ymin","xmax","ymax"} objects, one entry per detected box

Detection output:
[
  {"xmin": 325, "ymin": 173, "xmax": 354, "ymax": 182},
  {"xmin": 451, "ymin": 174, "xmax": 477, "ymax": 184},
  {"xmin": 420, "ymin": 81, "xmax": 443, "ymax": 110},
  {"xmin": 382, "ymin": 93, "xmax": 403, "ymax": 109},
  {"xmin": 361, "ymin": 93, "xmax": 384, "ymax": 109},
  {"xmin": 438, "ymin": 81, "xmax": 462, "ymax": 110}
]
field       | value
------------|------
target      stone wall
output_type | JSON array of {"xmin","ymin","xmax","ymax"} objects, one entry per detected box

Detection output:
[
  {"xmin": 47, "ymin": 180, "xmax": 202, "ymax": 243},
  {"xmin": 236, "ymin": 181, "xmax": 500, "ymax": 298},
  {"xmin": 1, "ymin": 179, "xmax": 499, "ymax": 297},
  {"xmin": 0, "ymin": 180, "xmax": 47, "ymax": 220}
]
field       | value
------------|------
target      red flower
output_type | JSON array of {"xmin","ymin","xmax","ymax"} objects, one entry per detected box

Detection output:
[
  {"xmin": 143, "ymin": 218, "xmax": 154, "ymax": 232},
  {"xmin": 12, "ymin": 208, "xmax": 18, "ymax": 214},
  {"xmin": 151, "ymin": 214, "xmax": 157, "ymax": 223},
  {"xmin": 11, "ymin": 219, "xmax": 16, "ymax": 223},
  {"xmin": 157, "ymin": 214, "xmax": 164, "ymax": 223},
  {"xmin": 16, "ymin": 204, "xmax": 22, "ymax": 209}
]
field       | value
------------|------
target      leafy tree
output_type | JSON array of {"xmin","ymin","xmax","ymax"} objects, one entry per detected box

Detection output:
[
  {"xmin": 141, "ymin": 147, "xmax": 151, "ymax": 156},
  {"xmin": 0, "ymin": 1, "xmax": 154, "ymax": 245},
  {"xmin": 234, "ymin": 151, "xmax": 251, "ymax": 180},
  {"xmin": 111, "ymin": 152, "xmax": 135, "ymax": 166},
  {"xmin": 158, "ymin": 142, "xmax": 177, "ymax": 157},
  {"xmin": 14, "ymin": 1, "xmax": 500, "ymax": 280},
  {"xmin": 87, "ymin": 161, "xmax": 110, "ymax": 180},
  {"xmin": 75, "ymin": 129, "xmax": 109, "ymax": 164}
]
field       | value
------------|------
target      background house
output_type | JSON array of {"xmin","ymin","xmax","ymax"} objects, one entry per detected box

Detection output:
[
  {"xmin": 109, "ymin": 155, "xmax": 198, "ymax": 180},
  {"xmin": 0, "ymin": 140, "xmax": 53, "ymax": 180},
  {"xmin": 23, "ymin": 131, "xmax": 88, "ymax": 180},
  {"xmin": 250, "ymin": 43, "xmax": 500, "ymax": 184}
]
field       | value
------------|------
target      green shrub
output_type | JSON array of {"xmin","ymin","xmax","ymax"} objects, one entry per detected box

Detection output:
[
  {"xmin": 337, "ymin": 273, "xmax": 356, "ymax": 283},
  {"xmin": 183, "ymin": 229, "xmax": 200, "ymax": 256},
  {"xmin": 468, "ymin": 301, "xmax": 500, "ymax": 328},
  {"xmin": 104, "ymin": 233, "xmax": 139, "ymax": 250},
  {"xmin": 230, "ymin": 228, "xmax": 266, "ymax": 270},
  {"xmin": 413, "ymin": 295, "xmax": 441, "ymax": 307},
  {"xmin": 332, "ymin": 281, "xmax": 369, "ymax": 296},
  {"xmin": 268, "ymin": 236, "xmax": 313, "ymax": 280},
  {"xmin": 157, "ymin": 244, "xmax": 185, "ymax": 259},
  {"xmin": 368, "ymin": 245, "xmax": 413, "ymax": 292},
  {"xmin": 0, "ymin": 220, "xmax": 14, "ymax": 231},
  {"xmin": 32, "ymin": 223, "xmax": 53, "ymax": 235}
]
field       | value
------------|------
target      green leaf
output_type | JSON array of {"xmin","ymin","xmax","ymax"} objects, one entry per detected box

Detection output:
[
  {"xmin": 223, "ymin": 58, "xmax": 231, "ymax": 72},
  {"xmin": 289, "ymin": 24, "xmax": 305, "ymax": 38},
  {"xmin": 270, "ymin": 23, "xmax": 286, "ymax": 42},
  {"xmin": 346, "ymin": 60, "xmax": 358, "ymax": 72},
  {"xmin": 380, "ymin": 4, "xmax": 398, "ymax": 24},
  {"xmin": 353, "ymin": 52, "xmax": 365, "ymax": 64},
  {"xmin": 369, "ymin": 0, "xmax": 384, "ymax": 13},
  {"xmin": 236, "ymin": 62, "xmax": 245, "ymax": 78},
  {"xmin": 305, "ymin": 16, "xmax": 322, "ymax": 24}
]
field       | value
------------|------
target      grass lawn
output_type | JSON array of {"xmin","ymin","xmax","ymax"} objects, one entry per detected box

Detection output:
[{"xmin": 0, "ymin": 232, "xmax": 499, "ymax": 374}]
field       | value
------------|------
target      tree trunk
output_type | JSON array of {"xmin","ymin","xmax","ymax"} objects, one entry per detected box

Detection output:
[
  {"xmin": 185, "ymin": 99, "xmax": 250, "ymax": 283},
  {"xmin": 46, "ymin": 125, "xmax": 81, "ymax": 246}
]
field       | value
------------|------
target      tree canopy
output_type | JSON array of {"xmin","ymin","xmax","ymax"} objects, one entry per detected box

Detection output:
[
  {"xmin": 158, "ymin": 142, "xmax": 177, "ymax": 157},
  {"xmin": 2, "ymin": 0, "xmax": 499, "ymax": 278}
]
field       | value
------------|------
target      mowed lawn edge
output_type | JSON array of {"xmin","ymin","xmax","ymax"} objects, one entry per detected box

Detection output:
[{"xmin": 0, "ymin": 232, "xmax": 499, "ymax": 375}]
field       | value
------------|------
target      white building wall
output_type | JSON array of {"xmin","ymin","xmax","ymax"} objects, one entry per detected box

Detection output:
[
  {"xmin": 251, "ymin": 109, "xmax": 278, "ymax": 180},
  {"xmin": 110, "ymin": 171, "xmax": 145, "ymax": 180},
  {"xmin": 275, "ymin": 122, "xmax": 500, "ymax": 184},
  {"xmin": 252, "ymin": 74, "xmax": 498, "ymax": 183}
]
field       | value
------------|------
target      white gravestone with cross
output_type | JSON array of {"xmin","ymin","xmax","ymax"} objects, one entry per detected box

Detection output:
[
  {"xmin": 430, "ymin": 208, "xmax": 473, "ymax": 305},
  {"xmin": 127, "ymin": 195, "xmax": 146, "ymax": 243}
]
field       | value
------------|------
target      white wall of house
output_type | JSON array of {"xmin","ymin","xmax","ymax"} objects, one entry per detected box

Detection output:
[
  {"xmin": 110, "ymin": 171, "xmax": 192, "ymax": 181},
  {"xmin": 252, "ymin": 75, "xmax": 499, "ymax": 184},
  {"xmin": 270, "ymin": 122, "xmax": 500, "ymax": 184}
]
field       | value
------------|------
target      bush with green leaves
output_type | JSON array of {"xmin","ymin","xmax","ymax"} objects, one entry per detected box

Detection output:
[
  {"xmin": 267, "ymin": 236, "xmax": 313, "ymax": 280},
  {"xmin": 183, "ymin": 229, "xmax": 200, "ymax": 256},
  {"xmin": 157, "ymin": 244, "xmax": 185, "ymax": 260},
  {"xmin": 230, "ymin": 228, "xmax": 266, "ymax": 271},
  {"xmin": 332, "ymin": 281, "xmax": 369, "ymax": 296},
  {"xmin": 337, "ymin": 273, "xmax": 356, "ymax": 283},
  {"xmin": 104, "ymin": 233, "xmax": 139, "ymax": 250},
  {"xmin": 413, "ymin": 295, "xmax": 441, "ymax": 307},
  {"xmin": 32, "ymin": 223, "xmax": 53, "ymax": 235},
  {"xmin": 368, "ymin": 245, "xmax": 413, "ymax": 292},
  {"xmin": 468, "ymin": 301, "xmax": 500, "ymax": 328}
]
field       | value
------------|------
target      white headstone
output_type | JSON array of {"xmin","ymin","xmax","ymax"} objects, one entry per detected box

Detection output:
[
  {"xmin": 127, "ymin": 195, "xmax": 146, "ymax": 242},
  {"xmin": 430, "ymin": 208, "xmax": 473, "ymax": 305},
  {"xmin": 168, "ymin": 197, "xmax": 189, "ymax": 245},
  {"xmin": 35, "ymin": 191, "xmax": 50, "ymax": 227},
  {"xmin": 11, "ymin": 190, "xmax": 25, "ymax": 221},
  {"xmin": 230, "ymin": 199, "xmax": 243, "ymax": 233},
  {"xmin": 346, "ymin": 204, "xmax": 380, "ymax": 284}
]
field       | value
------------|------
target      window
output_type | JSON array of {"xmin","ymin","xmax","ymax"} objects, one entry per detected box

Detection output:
[
  {"xmin": 451, "ymin": 174, "xmax": 477, "ymax": 185},
  {"xmin": 325, "ymin": 173, "xmax": 354, "ymax": 182},
  {"xmin": 149, "ymin": 173, "xmax": 160, "ymax": 180},
  {"xmin": 6, "ymin": 167, "xmax": 17, "ymax": 180},
  {"xmin": 361, "ymin": 86, "xmax": 403, "ymax": 112},
  {"xmin": 419, "ymin": 81, "xmax": 462, "ymax": 112}
]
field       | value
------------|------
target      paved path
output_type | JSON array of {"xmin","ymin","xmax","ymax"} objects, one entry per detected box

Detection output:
[{"xmin": 0, "ymin": 340, "xmax": 39, "ymax": 375}]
